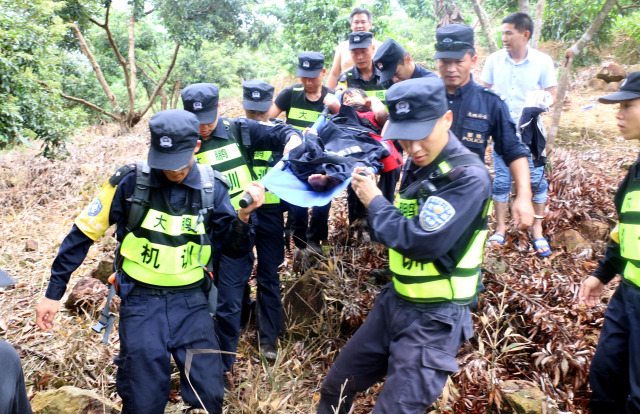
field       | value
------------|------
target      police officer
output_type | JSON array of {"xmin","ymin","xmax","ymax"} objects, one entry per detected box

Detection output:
[
  {"xmin": 373, "ymin": 38, "xmax": 438, "ymax": 85},
  {"xmin": 268, "ymin": 53, "xmax": 339, "ymax": 254},
  {"xmin": 35, "ymin": 109, "xmax": 265, "ymax": 413},
  {"xmin": 336, "ymin": 31, "xmax": 387, "ymax": 102},
  {"xmin": 182, "ymin": 83, "xmax": 301, "ymax": 364},
  {"xmin": 434, "ymin": 24, "xmax": 534, "ymax": 231},
  {"xmin": 243, "ymin": 79, "xmax": 275, "ymax": 122},
  {"xmin": 578, "ymin": 71, "xmax": 640, "ymax": 413},
  {"xmin": 316, "ymin": 77, "xmax": 492, "ymax": 414}
]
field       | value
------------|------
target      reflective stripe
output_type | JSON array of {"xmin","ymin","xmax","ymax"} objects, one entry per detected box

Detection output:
[
  {"xmin": 288, "ymin": 107, "xmax": 321, "ymax": 124},
  {"xmin": 140, "ymin": 209, "xmax": 205, "ymax": 235},
  {"xmin": 195, "ymin": 143, "xmax": 242, "ymax": 167},
  {"xmin": 120, "ymin": 233, "xmax": 210, "ymax": 286},
  {"xmin": 389, "ymin": 193, "xmax": 485, "ymax": 302},
  {"xmin": 620, "ymin": 189, "xmax": 640, "ymax": 287}
]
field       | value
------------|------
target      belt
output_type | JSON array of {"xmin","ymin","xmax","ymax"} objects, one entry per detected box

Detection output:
[{"xmin": 129, "ymin": 284, "xmax": 203, "ymax": 296}]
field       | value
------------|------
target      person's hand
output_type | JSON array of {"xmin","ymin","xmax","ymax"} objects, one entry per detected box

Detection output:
[
  {"xmin": 238, "ymin": 181, "xmax": 265, "ymax": 222},
  {"xmin": 283, "ymin": 133, "xmax": 302, "ymax": 155},
  {"xmin": 36, "ymin": 297, "xmax": 60, "ymax": 331},
  {"xmin": 323, "ymin": 94, "xmax": 341, "ymax": 114},
  {"xmin": 578, "ymin": 276, "xmax": 605, "ymax": 307},
  {"xmin": 511, "ymin": 194, "xmax": 534, "ymax": 229},
  {"xmin": 350, "ymin": 167, "xmax": 382, "ymax": 208}
]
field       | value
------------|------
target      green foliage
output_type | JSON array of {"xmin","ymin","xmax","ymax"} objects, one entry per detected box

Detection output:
[
  {"xmin": 542, "ymin": 0, "xmax": 638, "ymax": 66},
  {"xmin": 271, "ymin": 0, "xmax": 391, "ymax": 66},
  {"xmin": 614, "ymin": 10, "xmax": 640, "ymax": 64},
  {"xmin": 0, "ymin": 0, "xmax": 84, "ymax": 154}
]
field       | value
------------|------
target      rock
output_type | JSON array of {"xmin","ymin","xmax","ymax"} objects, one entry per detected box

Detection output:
[
  {"xmin": 484, "ymin": 257, "xmax": 507, "ymax": 275},
  {"xmin": 64, "ymin": 276, "xmax": 119, "ymax": 315},
  {"xmin": 499, "ymin": 380, "xmax": 557, "ymax": 414},
  {"xmin": 596, "ymin": 62, "xmax": 626, "ymax": 83},
  {"xmin": 578, "ymin": 220, "xmax": 610, "ymax": 241},
  {"xmin": 90, "ymin": 259, "xmax": 114, "ymax": 284},
  {"xmin": 552, "ymin": 229, "xmax": 589, "ymax": 253},
  {"xmin": 31, "ymin": 386, "xmax": 120, "ymax": 413},
  {"xmin": 282, "ymin": 269, "xmax": 325, "ymax": 337},
  {"xmin": 25, "ymin": 240, "xmax": 39, "ymax": 252}
]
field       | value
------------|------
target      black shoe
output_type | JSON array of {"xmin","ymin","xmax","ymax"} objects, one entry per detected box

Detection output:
[
  {"xmin": 260, "ymin": 343, "xmax": 278, "ymax": 362},
  {"xmin": 371, "ymin": 267, "xmax": 392, "ymax": 284},
  {"xmin": 306, "ymin": 240, "xmax": 323, "ymax": 255}
]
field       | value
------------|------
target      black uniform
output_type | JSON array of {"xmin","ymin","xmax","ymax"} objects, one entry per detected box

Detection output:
[
  {"xmin": 588, "ymin": 155, "xmax": 640, "ymax": 413},
  {"xmin": 446, "ymin": 76, "xmax": 529, "ymax": 163},
  {"xmin": 0, "ymin": 341, "xmax": 32, "ymax": 414},
  {"xmin": 317, "ymin": 133, "xmax": 492, "ymax": 414}
]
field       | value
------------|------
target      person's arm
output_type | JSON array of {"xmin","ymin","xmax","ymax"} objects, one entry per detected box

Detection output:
[
  {"xmin": 244, "ymin": 118, "xmax": 302, "ymax": 153},
  {"xmin": 352, "ymin": 165, "xmax": 492, "ymax": 261},
  {"xmin": 367, "ymin": 96, "xmax": 388, "ymax": 125},
  {"xmin": 545, "ymin": 86, "xmax": 557, "ymax": 106},
  {"xmin": 326, "ymin": 46, "xmax": 343, "ymax": 90},
  {"xmin": 268, "ymin": 87, "xmax": 291, "ymax": 120},
  {"xmin": 579, "ymin": 242, "xmax": 625, "ymax": 306},
  {"xmin": 36, "ymin": 170, "xmax": 135, "ymax": 330},
  {"xmin": 323, "ymin": 93, "xmax": 341, "ymax": 114},
  {"xmin": 508, "ymin": 157, "xmax": 534, "ymax": 228}
]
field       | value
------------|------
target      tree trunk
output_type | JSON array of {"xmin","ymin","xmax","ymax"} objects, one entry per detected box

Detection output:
[
  {"xmin": 518, "ymin": 0, "xmax": 530, "ymax": 14},
  {"xmin": 546, "ymin": 0, "xmax": 618, "ymax": 154},
  {"xmin": 471, "ymin": 0, "xmax": 498, "ymax": 54},
  {"xmin": 138, "ymin": 41, "xmax": 181, "ymax": 120},
  {"xmin": 128, "ymin": 12, "xmax": 137, "ymax": 123},
  {"xmin": 170, "ymin": 79, "xmax": 182, "ymax": 109},
  {"xmin": 160, "ymin": 87, "xmax": 168, "ymax": 111},
  {"xmin": 530, "ymin": 0, "xmax": 545, "ymax": 49},
  {"xmin": 70, "ymin": 22, "xmax": 120, "ymax": 114}
]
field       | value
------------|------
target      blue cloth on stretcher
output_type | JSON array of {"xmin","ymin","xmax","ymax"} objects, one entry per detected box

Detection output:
[{"xmin": 261, "ymin": 156, "xmax": 375, "ymax": 207}]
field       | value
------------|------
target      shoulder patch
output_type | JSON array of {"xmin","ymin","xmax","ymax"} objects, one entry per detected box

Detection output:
[
  {"xmin": 108, "ymin": 164, "xmax": 134, "ymax": 186},
  {"xmin": 214, "ymin": 170, "xmax": 231, "ymax": 189},
  {"xmin": 419, "ymin": 196, "xmax": 456, "ymax": 232},
  {"xmin": 482, "ymin": 87, "xmax": 505, "ymax": 101}
]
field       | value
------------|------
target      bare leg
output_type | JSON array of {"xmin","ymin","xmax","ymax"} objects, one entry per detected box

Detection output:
[
  {"xmin": 531, "ymin": 202, "xmax": 548, "ymax": 254},
  {"xmin": 491, "ymin": 200, "xmax": 509, "ymax": 247}
]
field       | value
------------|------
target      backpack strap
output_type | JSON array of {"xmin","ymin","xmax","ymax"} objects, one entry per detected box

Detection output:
[{"xmin": 125, "ymin": 160, "xmax": 151, "ymax": 233}]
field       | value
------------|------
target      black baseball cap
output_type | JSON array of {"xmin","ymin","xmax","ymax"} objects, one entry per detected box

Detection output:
[
  {"xmin": 148, "ymin": 109, "xmax": 200, "ymax": 171},
  {"xmin": 243, "ymin": 80, "xmax": 274, "ymax": 112},
  {"xmin": 181, "ymin": 83, "xmax": 219, "ymax": 124},
  {"xmin": 383, "ymin": 77, "xmax": 448, "ymax": 141},
  {"xmin": 348, "ymin": 31, "xmax": 373, "ymax": 50},
  {"xmin": 598, "ymin": 71, "xmax": 640, "ymax": 103},
  {"xmin": 296, "ymin": 52, "xmax": 325, "ymax": 78},
  {"xmin": 373, "ymin": 39, "xmax": 407, "ymax": 84},
  {"xmin": 434, "ymin": 24, "xmax": 475, "ymax": 60}
]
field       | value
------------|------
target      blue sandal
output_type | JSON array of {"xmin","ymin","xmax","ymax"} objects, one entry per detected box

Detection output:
[
  {"xmin": 488, "ymin": 233, "xmax": 505, "ymax": 246},
  {"xmin": 532, "ymin": 238, "xmax": 551, "ymax": 257}
]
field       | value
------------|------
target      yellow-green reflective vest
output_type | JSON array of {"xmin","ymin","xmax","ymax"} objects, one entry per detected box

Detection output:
[
  {"xmin": 337, "ymin": 71, "xmax": 387, "ymax": 104},
  {"xmin": 389, "ymin": 195, "xmax": 489, "ymax": 303},
  {"xmin": 287, "ymin": 87, "xmax": 323, "ymax": 130},
  {"xmin": 119, "ymin": 196, "xmax": 211, "ymax": 287},
  {"xmin": 195, "ymin": 119, "xmax": 279, "ymax": 208},
  {"xmin": 620, "ymin": 183, "xmax": 640, "ymax": 287}
]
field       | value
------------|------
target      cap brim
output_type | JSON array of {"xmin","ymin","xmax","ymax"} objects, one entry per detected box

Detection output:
[
  {"xmin": 378, "ymin": 65, "xmax": 397, "ymax": 84},
  {"xmin": 0, "ymin": 269, "xmax": 15, "ymax": 287},
  {"xmin": 349, "ymin": 42, "xmax": 372, "ymax": 50},
  {"xmin": 148, "ymin": 148, "xmax": 193, "ymax": 171},
  {"xmin": 434, "ymin": 49, "xmax": 470, "ymax": 60},
  {"xmin": 383, "ymin": 118, "xmax": 439, "ymax": 141},
  {"xmin": 296, "ymin": 68, "xmax": 322, "ymax": 78},
  {"xmin": 191, "ymin": 107, "xmax": 218, "ymax": 124},
  {"xmin": 243, "ymin": 100, "xmax": 272, "ymax": 112},
  {"xmin": 598, "ymin": 90, "xmax": 640, "ymax": 104}
]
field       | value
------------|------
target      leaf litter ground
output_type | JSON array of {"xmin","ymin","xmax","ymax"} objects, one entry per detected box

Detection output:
[{"xmin": 1, "ymin": 79, "xmax": 639, "ymax": 413}]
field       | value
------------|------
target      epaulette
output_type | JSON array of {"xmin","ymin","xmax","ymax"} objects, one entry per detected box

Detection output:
[
  {"xmin": 482, "ymin": 87, "xmax": 506, "ymax": 101},
  {"xmin": 108, "ymin": 164, "xmax": 135, "ymax": 186},
  {"xmin": 213, "ymin": 170, "xmax": 231, "ymax": 189}
]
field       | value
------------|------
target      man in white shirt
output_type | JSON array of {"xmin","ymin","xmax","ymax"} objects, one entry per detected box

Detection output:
[{"xmin": 481, "ymin": 12, "xmax": 557, "ymax": 257}]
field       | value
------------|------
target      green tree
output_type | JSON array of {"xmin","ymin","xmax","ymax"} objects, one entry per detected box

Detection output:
[
  {"xmin": 53, "ymin": 0, "xmax": 259, "ymax": 130},
  {"xmin": 0, "ymin": 0, "xmax": 84, "ymax": 155}
]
